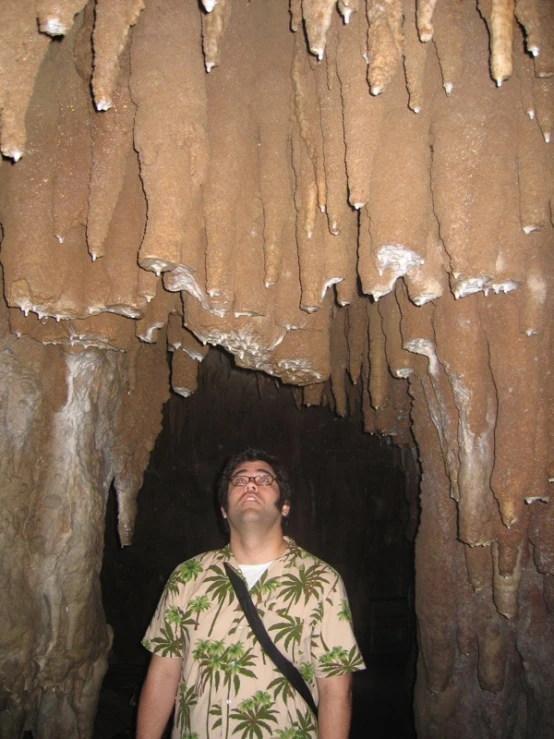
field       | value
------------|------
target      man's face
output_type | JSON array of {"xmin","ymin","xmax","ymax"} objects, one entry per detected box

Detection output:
[{"xmin": 222, "ymin": 459, "xmax": 290, "ymax": 532}]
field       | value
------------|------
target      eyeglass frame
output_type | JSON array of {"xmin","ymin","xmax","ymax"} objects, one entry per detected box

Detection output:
[{"xmin": 228, "ymin": 473, "xmax": 278, "ymax": 488}]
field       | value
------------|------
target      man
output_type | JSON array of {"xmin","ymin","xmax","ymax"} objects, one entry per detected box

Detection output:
[{"xmin": 137, "ymin": 448, "xmax": 365, "ymax": 738}]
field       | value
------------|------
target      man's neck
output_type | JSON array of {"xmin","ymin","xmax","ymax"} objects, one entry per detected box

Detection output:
[{"xmin": 229, "ymin": 528, "xmax": 288, "ymax": 565}]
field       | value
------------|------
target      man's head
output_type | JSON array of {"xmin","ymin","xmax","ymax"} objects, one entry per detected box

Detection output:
[{"xmin": 218, "ymin": 448, "xmax": 292, "ymax": 529}]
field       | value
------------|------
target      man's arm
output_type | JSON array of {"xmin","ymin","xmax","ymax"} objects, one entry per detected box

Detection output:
[
  {"xmin": 315, "ymin": 673, "xmax": 352, "ymax": 739},
  {"xmin": 136, "ymin": 654, "xmax": 182, "ymax": 739}
]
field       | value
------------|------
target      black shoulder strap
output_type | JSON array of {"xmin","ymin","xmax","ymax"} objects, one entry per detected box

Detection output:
[{"xmin": 224, "ymin": 562, "xmax": 318, "ymax": 718}]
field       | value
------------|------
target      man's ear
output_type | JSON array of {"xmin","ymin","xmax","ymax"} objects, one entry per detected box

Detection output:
[
  {"xmin": 221, "ymin": 507, "xmax": 228, "ymax": 520},
  {"xmin": 281, "ymin": 502, "xmax": 290, "ymax": 518}
]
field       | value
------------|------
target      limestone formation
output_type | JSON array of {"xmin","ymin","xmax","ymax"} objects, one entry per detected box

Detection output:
[{"xmin": 0, "ymin": 1, "xmax": 553, "ymax": 737}]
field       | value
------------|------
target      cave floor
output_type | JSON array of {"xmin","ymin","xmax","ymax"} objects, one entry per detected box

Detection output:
[{"xmin": 93, "ymin": 652, "xmax": 415, "ymax": 739}]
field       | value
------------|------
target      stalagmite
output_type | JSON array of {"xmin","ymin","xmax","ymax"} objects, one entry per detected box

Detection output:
[{"xmin": 91, "ymin": 0, "xmax": 145, "ymax": 111}]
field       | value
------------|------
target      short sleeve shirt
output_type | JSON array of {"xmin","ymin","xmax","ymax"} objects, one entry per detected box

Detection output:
[{"xmin": 143, "ymin": 537, "xmax": 365, "ymax": 739}]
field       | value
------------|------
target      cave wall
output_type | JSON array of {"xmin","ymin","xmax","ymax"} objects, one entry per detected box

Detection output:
[{"xmin": 0, "ymin": 0, "xmax": 553, "ymax": 737}]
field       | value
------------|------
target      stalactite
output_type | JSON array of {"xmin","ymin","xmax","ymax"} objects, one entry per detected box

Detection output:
[
  {"xmin": 0, "ymin": 2, "xmax": 50, "ymax": 160},
  {"xmin": 515, "ymin": 0, "xmax": 541, "ymax": 58},
  {"xmin": 135, "ymin": 282, "xmax": 180, "ymax": 344},
  {"xmin": 517, "ymin": 0, "xmax": 554, "ymax": 78},
  {"xmin": 431, "ymin": 8, "xmax": 520, "ymax": 300},
  {"xmin": 433, "ymin": 293, "xmax": 498, "ymax": 546},
  {"xmin": 131, "ymin": 0, "xmax": 208, "ymax": 277},
  {"xmin": 203, "ymin": 0, "xmax": 256, "ymax": 313},
  {"xmin": 533, "ymin": 76, "xmax": 553, "ymax": 143},
  {"xmin": 410, "ymin": 378, "xmax": 459, "ymax": 696},
  {"xmin": 253, "ymin": 0, "xmax": 295, "ymax": 288},
  {"xmin": 36, "ymin": 0, "xmax": 88, "ymax": 35},
  {"xmin": 517, "ymin": 113, "xmax": 551, "ymax": 234},
  {"xmin": 167, "ymin": 316, "xmax": 209, "ymax": 362},
  {"xmin": 91, "ymin": 0, "xmax": 145, "ymax": 111},
  {"xmin": 317, "ymin": 19, "xmax": 349, "ymax": 237},
  {"xmin": 366, "ymin": 0, "xmax": 403, "ymax": 96},
  {"xmin": 483, "ymin": 294, "xmax": 548, "ymax": 531},
  {"xmin": 303, "ymin": 382, "xmax": 325, "ymax": 406},
  {"xmin": 366, "ymin": 70, "xmax": 431, "ymax": 300},
  {"xmin": 367, "ymin": 300, "xmax": 390, "ymax": 409},
  {"xmin": 346, "ymin": 294, "xmax": 368, "ymax": 385},
  {"xmin": 336, "ymin": 9, "xmax": 379, "ymax": 209},
  {"xmin": 338, "ymin": 0, "xmax": 360, "ymax": 26},
  {"xmin": 398, "ymin": 291, "xmax": 461, "ymax": 504},
  {"xmin": 87, "ymin": 47, "xmax": 136, "ymax": 260},
  {"xmin": 403, "ymin": 0, "xmax": 429, "ymax": 113},
  {"xmin": 478, "ymin": 0, "xmax": 516, "ymax": 87},
  {"xmin": 378, "ymin": 289, "xmax": 414, "ymax": 379},
  {"xmin": 302, "ymin": 0, "xmax": 336, "ymax": 61},
  {"xmin": 291, "ymin": 121, "xmax": 326, "ymax": 312},
  {"xmin": 514, "ymin": 40, "xmax": 537, "ymax": 119},
  {"xmin": 170, "ymin": 350, "xmax": 200, "ymax": 398},
  {"xmin": 201, "ymin": 0, "xmax": 231, "ymax": 73},
  {"xmin": 431, "ymin": 0, "xmax": 466, "ymax": 95},
  {"xmin": 330, "ymin": 305, "xmax": 349, "ymax": 416}
]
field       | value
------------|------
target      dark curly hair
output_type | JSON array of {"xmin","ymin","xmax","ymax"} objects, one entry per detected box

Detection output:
[{"xmin": 217, "ymin": 448, "xmax": 292, "ymax": 520}]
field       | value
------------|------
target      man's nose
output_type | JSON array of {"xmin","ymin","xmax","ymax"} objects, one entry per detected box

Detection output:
[{"xmin": 245, "ymin": 477, "xmax": 258, "ymax": 490}]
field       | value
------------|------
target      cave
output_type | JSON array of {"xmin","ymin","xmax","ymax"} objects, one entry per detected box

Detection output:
[{"xmin": 0, "ymin": 1, "xmax": 553, "ymax": 738}]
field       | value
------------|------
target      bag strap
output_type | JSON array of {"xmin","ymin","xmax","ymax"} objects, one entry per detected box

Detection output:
[{"xmin": 224, "ymin": 562, "xmax": 318, "ymax": 718}]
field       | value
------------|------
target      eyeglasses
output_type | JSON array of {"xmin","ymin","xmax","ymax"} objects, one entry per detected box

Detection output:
[{"xmin": 230, "ymin": 473, "xmax": 277, "ymax": 487}]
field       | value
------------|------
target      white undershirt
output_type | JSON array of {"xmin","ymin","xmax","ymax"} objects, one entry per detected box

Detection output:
[{"xmin": 238, "ymin": 561, "xmax": 273, "ymax": 589}]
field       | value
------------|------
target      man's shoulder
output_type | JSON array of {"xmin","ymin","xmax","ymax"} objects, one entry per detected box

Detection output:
[
  {"xmin": 285, "ymin": 539, "xmax": 341, "ymax": 578},
  {"xmin": 168, "ymin": 546, "xmax": 231, "ymax": 582}
]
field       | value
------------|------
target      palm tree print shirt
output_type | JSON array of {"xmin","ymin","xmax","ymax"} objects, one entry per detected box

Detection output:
[{"xmin": 143, "ymin": 537, "xmax": 365, "ymax": 739}]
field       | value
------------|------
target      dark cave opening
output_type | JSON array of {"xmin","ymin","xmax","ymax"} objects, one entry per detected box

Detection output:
[{"xmin": 95, "ymin": 348, "xmax": 418, "ymax": 738}]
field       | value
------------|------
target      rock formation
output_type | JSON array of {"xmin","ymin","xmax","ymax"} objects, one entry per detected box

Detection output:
[{"xmin": 0, "ymin": 0, "xmax": 552, "ymax": 737}]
